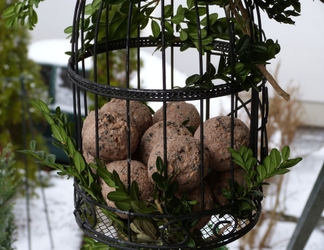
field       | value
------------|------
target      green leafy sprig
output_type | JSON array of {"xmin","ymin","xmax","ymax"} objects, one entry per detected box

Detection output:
[
  {"xmin": 18, "ymin": 99, "xmax": 100, "ymax": 200},
  {"xmin": 226, "ymin": 145, "xmax": 302, "ymax": 218}
]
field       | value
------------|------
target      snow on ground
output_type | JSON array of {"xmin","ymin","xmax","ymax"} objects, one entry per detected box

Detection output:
[
  {"xmin": 13, "ymin": 128, "xmax": 324, "ymax": 250},
  {"xmin": 13, "ymin": 173, "xmax": 83, "ymax": 250}
]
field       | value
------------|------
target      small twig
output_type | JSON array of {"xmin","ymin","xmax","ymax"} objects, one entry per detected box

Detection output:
[{"xmin": 257, "ymin": 64, "xmax": 290, "ymax": 101}]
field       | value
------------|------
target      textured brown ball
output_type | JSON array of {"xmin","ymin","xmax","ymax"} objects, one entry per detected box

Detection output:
[
  {"xmin": 153, "ymin": 101, "xmax": 200, "ymax": 131},
  {"xmin": 140, "ymin": 121, "xmax": 193, "ymax": 165},
  {"xmin": 82, "ymin": 109, "xmax": 139, "ymax": 162},
  {"xmin": 194, "ymin": 116, "xmax": 250, "ymax": 171},
  {"xmin": 101, "ymin": 160, "xmax": 154, "ymax": 218},
  {"xmin": 101, "ymin": 99, "xmax": 152, "ymax": 137},
  {"xmin": 205, "ymin": 169, "xmax": 246, "ymax": 207},
  {"xmin": 147, "ymin": 136, "xmax": 209, "ymax": 193}
]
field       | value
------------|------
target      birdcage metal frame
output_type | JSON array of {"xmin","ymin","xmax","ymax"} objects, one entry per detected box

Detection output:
[{"xmin": 67, "ymin": 0, "xmax": 269, "ymax": 249}]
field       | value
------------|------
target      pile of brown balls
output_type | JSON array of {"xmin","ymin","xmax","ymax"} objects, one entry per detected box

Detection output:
[{"xmin": 82, "ymin": 99, "xmax": 250, "ymax": 225}]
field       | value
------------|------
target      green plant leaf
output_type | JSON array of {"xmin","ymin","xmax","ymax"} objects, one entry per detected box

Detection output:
[
  {"xmin": 151, "ymin": 172, "xmax": 165, "ymax": 190},
  {"xmin": 107, "ymin": 189, "xmax": 129, "ymax": 202},
  {"xmin": 186, "ymin": 74, "xmax": 201, "ymax": 86},
  {"xmin": 270, "ymin": 148, "xmax": 281, "ymax": 168},
  {"xmin": 281, "ymin": 146, "xmax": 290, "ymax": 161},
  {"xmin": 45, "ymin": 154, "xmax": 56, "ymax": 164},
  {"xmin": 72, "ymin": 150, "xmax": 86, "ymax": 172},
  {"xmin": 115, "ymin": 200, "xmax": 131, "ymax": 211},
  {"xmin": 171, "ymin": 13, "xmax": 185, "ymax": 24},
  {"xmin": 262, "ymin": 154, "xmax": 270, "ymax": 173},
  {"xmin": 155, "ymin": 156, "xmax": 164, "ymax": 172},
  {"xmin": 30, "ymin": 140, "xmax": 37, "ymax": 151},
  {"xmin": 51, "ymin": 124, "xmax": 67, "ymax": 144},
  {"xmin": 97, "ymin": 167, "xmax": 117, "ymax": 188},
  {"xmin": 130, "ymin": 181, "xmax": 139, "ymax": 201},
  {"xmin": 43, "ymin": 112, "xmax": 54, "ymax": 125},
  {"xmin": 151, "ymin": 20, "xmax": 160, "ymax": 38},
  {"xmin": 180, "ymin": 29, "xmax": 188, "ymax": 41},
  {"xmin": 236, "ymin": 34, "xmax": 251, "ymax": 54},
  {"xmin": 256, "ymin": 164, "xmax": 267, "ymax": 181},
  {"xmin": 280, "ymin": 157, "xmax": 302, "ymax": 169}
]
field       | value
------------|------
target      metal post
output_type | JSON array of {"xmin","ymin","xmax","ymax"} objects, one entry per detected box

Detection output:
[{"xmin": 286, "ymin": 161, "xmax": 324, "ymax": 250}]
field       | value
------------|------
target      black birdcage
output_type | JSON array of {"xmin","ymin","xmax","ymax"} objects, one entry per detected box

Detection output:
[{"xmin": 67, "ymin": 0, "xmax": 268, "ymax": 249}]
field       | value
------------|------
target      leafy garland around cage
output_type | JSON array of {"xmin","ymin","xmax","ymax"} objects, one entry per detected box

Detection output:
[
  {"xmin": 5, "ymin": 0, "xmax": 320, "ymax": 100},
  {"xmin": 19, "ymin": 99, "xmax": 302, "ymax": 247}
]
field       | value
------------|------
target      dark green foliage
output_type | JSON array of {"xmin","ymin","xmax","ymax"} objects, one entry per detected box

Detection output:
[
  {"xmin": 0, "ymin": 0, "xmax": 48, "ymax": 192},
  {"xmin": 226, "ymin": 145, "xmax": 302, "ymax": 218},
  {"xmin": 3, "ymin": 0, "xmax": 323, "ymax": 93},
  {"xmin": 0, "ymin": 144, "xmax": 20, "ymax": 250}
]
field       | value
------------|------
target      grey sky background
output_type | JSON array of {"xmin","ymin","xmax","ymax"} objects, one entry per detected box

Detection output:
[{"xmin": 29, "ymin": 0, "xmax": 324, "ymax": 102}]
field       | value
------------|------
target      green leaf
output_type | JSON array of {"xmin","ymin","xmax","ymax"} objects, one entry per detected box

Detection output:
[
  {"xmin": 245, "ymin": 157, "xmax": 257, "ymax": 171},
  {"xmin": 45, "ymin": 154, "xmax": 56, "ymax": 164},
  {"xmin": 51, "ymin": 124, "xmax": 68, "ymax": 144},
  {"xmin": 270, "ymin": 148, "xmax": 281, "ymax": 167},
  {"xmin": 155, "ymin": 156, "xmax": 164, "ymax": 172},
  {"xmin": 107, "ymin": 189, "xmax": 129, "ymax": 202},
  {"xmin": 187, "ymin": 0, "xmax": 195, "ymax": 9},
  {"xmin": 130, "ymin": 181, "xmax": 139, "ymax": 201},
  {"xmin": 151, "ymin": 172, "xmax": 165, "ymax": 190},
  {"xmin": 2, "ymin": 6, "xmax": 15, "ymax": 18},
  {"xmin": 201, "ymin": 13, "xmax": 218, "ymax": 26},
  {"xmin": 180, "ymin": 29, "xmax": 188, "ymax": 41},
  {"xmin": 114, "ymin": 200, "xmax": 131, "ymax": 211},
  {"xmin": 36, "ymin": 150, "xmax": 46, "ymax": 159},
  {"xmin": 72, "ymin": 150, "xmax": 86, "ymax": 172},
  {"xmin": 236, "ymin": 34, "xmax": 251, "ymax": 54},
  {"xmin": 269, "ymin": 168, "xmax": 290, "ymax": 177},
  {"xmin": 234, "ymin": 63, "xmax": 245, "ymax": 73},
  {"xmin": 186, "ymin": 74, "xmax": 201, "ymax": 86},
  {"xmin": 164, "ymin": 21, "xmax": 174, "ymax": 33},
  {"xmin": 187, "ymin": 237, "xmax": 196, "ymax": 248},
  {"xmin": 251, "ymin": 42, "xmax": 268, "ymax": 53},
  {"xmin": 256, "ymin": 164, "xmax": 267, "ymax": 181},
  {"xmin": 263, "ymin": 155, "xmax": 271, "ymax": 173},
  {"xmin": 97, "ymin": 167, "xmax": 117, "ymax": 188},
  {"xmin": 151, "ymin": 20, "xmax": 160, "ymax": 38},
  {"xmin": 43, "ymin": 112, "xmax": 54, "ymax": 125},
  {"xmin": 171, "ymin": 13, "xmax": 185, "ymax": 24},
  {"xmin": 164, "ymin": 5, "xmax": 173, "ymax": 18},
  {"xmin": 30, "ymin": 140, "xmax": 37, "ymax": 151},
  {"xmin": 280, "ymin": 157, "xmax": 302, "ymax": 169},
  {"xmin": 37, "ymin": 99, "xmax": 51, "ymax": 113},
  {"xmin": 240, "ymin": 200, "xmax": 255, "ymax": 211},
  {"xmin": 281, "ymin": 146, "xmax": 290, "ymax": 161}
]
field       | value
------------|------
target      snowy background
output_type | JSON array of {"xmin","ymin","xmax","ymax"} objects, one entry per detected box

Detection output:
[{"xmin": 13, "ymin": 128, "xmax": 324, "ymax": 250}]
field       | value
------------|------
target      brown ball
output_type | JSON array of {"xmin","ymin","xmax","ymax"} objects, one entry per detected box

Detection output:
[
  {"xmin": 82, "ymin": 109, "xmax": 139, "ymax": 162},
  {"xmin": 205, "ymin": 169, "xmax": 246, "ymax": 207},
  {"xmin": 153, "ymin": 102, "xmax": 200, "ymax": 131},
  {"xmin": 147, "ymin": 136, "xmax": 209, "ymax": 193},
  {"xmin": 101, "ymin": 99, "xmax": 153, "ymax": 137},
  {"xmin": 140, "ymin": 121, "xmax": 193, "ymax": 165},
  {"xmin": 101, "ymin": 160, "xmax": 154, "ymax": 218},
  {"xmin": 194, "ymin": 116, "xmax": 250, "ymax": 171}
]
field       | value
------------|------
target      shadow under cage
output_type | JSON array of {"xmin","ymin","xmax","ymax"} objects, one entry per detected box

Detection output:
[{"xmin": 67, "ymin": 0, "xmax": 269, "ymax": 249}]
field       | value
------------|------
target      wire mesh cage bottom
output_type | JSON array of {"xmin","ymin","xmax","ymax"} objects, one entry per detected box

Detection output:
[{"xmin": 74, "ymin": 179, "xmax": 262, "ymax": 249}]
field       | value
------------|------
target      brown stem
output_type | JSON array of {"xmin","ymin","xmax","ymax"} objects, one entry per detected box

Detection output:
[{"xmin": 257, "ymin": 64, "xmax": 290, "ymax": 101}]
